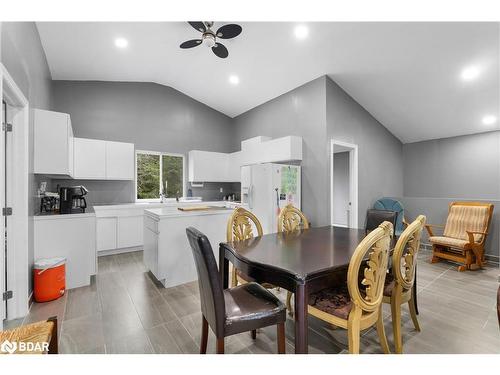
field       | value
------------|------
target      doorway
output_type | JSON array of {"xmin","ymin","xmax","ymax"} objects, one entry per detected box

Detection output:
[
  {"xmin": 330, "ymin": 140, "xmax": 358, "ymax": 228},
  {"xmin": 1, "ymin": 64, "xmax": 29, "ymax": 329}
]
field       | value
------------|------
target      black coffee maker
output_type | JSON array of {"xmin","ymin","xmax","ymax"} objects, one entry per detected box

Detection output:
[{"xmin": 59, "ymin": 186, "xmax": 88, "ymax": 214}]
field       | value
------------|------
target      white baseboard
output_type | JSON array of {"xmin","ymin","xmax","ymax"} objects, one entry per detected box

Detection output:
[{"xmin": 98, "ymin": 246, "xmax": 143, "ymax": 257}]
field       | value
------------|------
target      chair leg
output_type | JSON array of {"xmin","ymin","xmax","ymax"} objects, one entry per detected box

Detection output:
[
  {"xmin": 47, "ymin": 316, "xmax": 58, "ymax": 354},
  {"xmin": 408, "ymin": 294, "xmax": 421, "ymax": 332},
  {"xmin": 347, "ymin": 309, "xmax": 361, "ymax": 354},
  {"xmin": 390, "ymin": 296, "xmax": 403, "ymax": 354},
  {"xmin": 251, "ymin": 330, "xmax": 257, "ymax": 339},
  {"xmin": 200, "ymin": 315, "xmax": 209, "ymax": 354},
  {"xmin": 216, "ymin": 338, "xmax": 224, "ymax": 354},
  {"xmin": 375, "ymin": 307, "xmax": 390, "ymax": 354},
  {"xmin": 286, "ymin": 291, "xmax": 294, "ymax": 317},
  {"xmin": 277, "ymin": 322, "xmax": 286, "ymax": 354}
]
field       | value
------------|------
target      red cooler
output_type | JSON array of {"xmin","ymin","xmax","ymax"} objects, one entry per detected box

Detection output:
[{"xmin": 34, "ymin": 257, "xmax": 66, "ymax": 302}]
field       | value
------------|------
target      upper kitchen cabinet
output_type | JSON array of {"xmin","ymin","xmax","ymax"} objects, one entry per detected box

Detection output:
[
  {"xmin": 105, "ymin": 141, "xmax": 135, "ymax": 180},
  {"xmin": 188, "ymin": 150, "xmax": 231, "ymax": 182},
  {"xmin": 33, "ymin": 109, "xmax": 74, "ymax": 177},
  {"xmin": 74, "ymin": 138, "xmax": 106, "ymax": 179},
  {"xmin": 74, "ymin": 138, "xmax": 135, "ymax": 180},
  {"xmin": 188, "ymin": 136, "xmax": 302, "ymax": 182}
]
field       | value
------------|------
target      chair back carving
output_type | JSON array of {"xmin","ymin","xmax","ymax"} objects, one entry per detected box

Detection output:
[
  {"xmin": 227, "ymin": 207, "xmax": 263, "ymax": 243},
  {"xmin": 186, "ymin": 227, "xmax": 225, "ymax": 338},
  {"xmin": 392, "ymin": 215, "xmax": 426, "ymax": 291},
  {"xmin": 347, "ymin": 221, "xmax": 392, "ymax": 313},
  {"xmin": 277, "ymin": 204, "xmax": 309, "ymax": 233}
]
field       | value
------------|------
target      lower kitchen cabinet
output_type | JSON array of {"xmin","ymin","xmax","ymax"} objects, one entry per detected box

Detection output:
[
  {"xmin": 96, "ymin": 215, "xmax": 143, "ymax": 253},
  {"xmin": 117, "ymin": 216, "xmax": 143, "ymax": 248},
  {"xmin": 96, "ymin": 217, "xmax": 117, "ymax": 251},
  {"xmin": 34, "ymin": 214, "xmax": 96, "ymax": 289}
]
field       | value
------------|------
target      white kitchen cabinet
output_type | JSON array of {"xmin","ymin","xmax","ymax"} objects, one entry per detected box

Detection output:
[
  {"xmin": 188, "ymin": 136, "xmax": 302, "ymax": 183},
  {"xmin": 34, "ymin": 214, "xmax": 96, "ymax": 289},
  {"xmin": 74, "ymin": 138, "xmax": 106, "ymax": 179},
  {"xmin": 117, "ymin": 216, "xmax": 143, "ymax": 248},
  {"xmin": 227, "ymin": 151, "xmax": 242, "ymax": 181},
  {"xmin": 188, "ymin": 150, "xmax": 230, "ymax": 182},
  {"xmin": 96, "ymin": 217, "xmax": 117, "ymax": 251},
  {"xmin": 105, "ymin": 141, "xmax": 135, "ymax": 180},
  {"xmin": 33, "ymin": 109, "xmax": 74, "ymax": 177}
]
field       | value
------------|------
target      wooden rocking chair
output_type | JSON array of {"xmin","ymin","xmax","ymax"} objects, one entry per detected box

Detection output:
[{"xmin": 426, "ymin": 201, "xmax": 494, "ymax": 271}]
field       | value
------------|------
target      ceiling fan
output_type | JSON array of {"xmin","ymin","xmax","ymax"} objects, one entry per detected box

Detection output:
[{"xmin": 179, "ymin": 21, "xmax": 242, "ymax": 59}]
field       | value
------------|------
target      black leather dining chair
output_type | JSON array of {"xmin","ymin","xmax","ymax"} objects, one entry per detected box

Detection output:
[
  {"xmin": 365, "ymin": 209, "xmax": 398, "ymax": 234},
  {"xmin": 186, "ymin": 227, "xmax": 286, "ymax": 354}
]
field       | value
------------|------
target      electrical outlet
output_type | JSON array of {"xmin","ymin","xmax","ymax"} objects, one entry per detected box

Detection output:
[{"xmin": 220, "ymin": 187, "xmax": 223, "ymax": 193}]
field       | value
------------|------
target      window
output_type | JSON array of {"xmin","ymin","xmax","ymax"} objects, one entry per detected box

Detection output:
[{"xmin": 136, "ymin": 151, "xmax": 185, "ymax": 201}]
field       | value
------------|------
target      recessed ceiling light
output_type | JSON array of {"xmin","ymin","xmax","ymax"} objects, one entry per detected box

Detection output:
[
  {"xmin": 229, "ymin": 75, "xmax": 240, "ymax": 85},
  {"xmin": 482, "ymin": 115, "xmax": 497, "ymax": 125},
  {"xmin": 461, "ymin": 66, "xmax": 480, "ymax": 81},
  {"xmin": 114, "ymin": 37, "xmax": 128, "ymax": 49},
  {"xmin": 294, "ymin": 25, "xmax": 309, "ymax": 40}
]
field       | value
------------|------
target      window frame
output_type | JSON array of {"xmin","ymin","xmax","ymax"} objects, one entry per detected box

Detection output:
[{"xmin": 135, "ymin": 149, "xmax": 186, "ymax": 202}]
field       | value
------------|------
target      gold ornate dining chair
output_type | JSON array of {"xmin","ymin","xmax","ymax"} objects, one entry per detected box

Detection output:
[
  {"xmin": 308, "ymin": 222, "xmax": 393, "ymax": 354},
  {"xmin": 383, "ymin": 215, "xmax": 426, "ymax": 353},
  {"xmin": 277, "ymin": 204, "xmax": 310, "ymax": 316},
  {"xmin": 226, "ymin": 207, "xmax": 264, "ymax": 288}
]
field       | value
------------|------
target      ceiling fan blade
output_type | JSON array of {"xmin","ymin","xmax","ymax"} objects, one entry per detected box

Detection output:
[
  {"xmin": 216, "ymin": 24, "xmax": 242, "ymax": 39},
  {"xmin": 188, "ymin": 22, "xmax": 206, "ymax": 33},
  {"xmin": 180, "ymin": 39, "xmax": 202, "ymax": 49},
  {"xmin": 212, "ymin": 43, "xmax": 229, "ymax": 58}
]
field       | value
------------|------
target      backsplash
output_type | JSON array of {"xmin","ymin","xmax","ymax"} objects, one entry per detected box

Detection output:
[
  {"xmin": 189, "ymin": 182, "xmax": 241, "ymax": 202},
  {"xmin": 33, "ymin": 177, "xmax": 240, "ymax": 213}
]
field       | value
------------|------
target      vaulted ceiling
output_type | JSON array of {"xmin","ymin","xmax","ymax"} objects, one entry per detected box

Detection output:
[{"xmin": 37, "ymin": 22, "xmax": 499, "ymax": 143}]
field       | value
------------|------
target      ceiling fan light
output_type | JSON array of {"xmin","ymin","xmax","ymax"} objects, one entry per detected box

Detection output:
[{"xmin": 203, "ymin": 33, "xmax": 216, "ymax": 48}]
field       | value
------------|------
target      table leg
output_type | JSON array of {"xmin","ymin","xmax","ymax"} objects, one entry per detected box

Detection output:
[
  {"xmin": 413, "ymin": 264, "xmax": 419, "ymax": 315},
  {"xmin": 294, "ymin": 283, "xmax": 308, "ymax": 354},
  {"xmin": 219, "ymin": 246, "xmax": 229, "ymax": 289}
]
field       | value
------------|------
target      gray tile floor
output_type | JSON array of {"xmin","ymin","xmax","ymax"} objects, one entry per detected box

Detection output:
[{"xmin": 4, "ymin": 250, "xmax": 500, "ymax": 354}]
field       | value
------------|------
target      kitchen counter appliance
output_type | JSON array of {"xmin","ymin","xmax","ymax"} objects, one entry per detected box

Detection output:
[{"xmin": 60, "ymin": 185, "xmax": 88, "ymax": 214}]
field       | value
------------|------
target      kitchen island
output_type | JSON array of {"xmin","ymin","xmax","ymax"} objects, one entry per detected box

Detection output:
[{"xmin": 143, "ymin": 204, "xmax": 235, "ymax": 288}]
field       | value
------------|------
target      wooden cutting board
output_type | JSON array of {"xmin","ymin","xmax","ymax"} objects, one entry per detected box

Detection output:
[{"xmin": 177, "ymin": 206, "xmax": 212, "ymax": 211}]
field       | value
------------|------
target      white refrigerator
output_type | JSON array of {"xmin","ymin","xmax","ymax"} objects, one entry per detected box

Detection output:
[{"xmin": 241, "ymin": 163, "xmax": 301, "ymax": 234}]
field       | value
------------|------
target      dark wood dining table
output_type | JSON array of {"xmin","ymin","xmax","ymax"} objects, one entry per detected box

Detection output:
[{"xmin": 219, "ymin": 225, "xmax": 417, "ymax": 354}]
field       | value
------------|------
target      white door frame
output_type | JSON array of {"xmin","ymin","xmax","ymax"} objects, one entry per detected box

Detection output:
[
  {"xmin": 330, "ymin": 139, "xmax": 358, "ymax": 229},
  {"xmin": 1, "ymin": 63, "xmax": 29, "ymax": 328}
]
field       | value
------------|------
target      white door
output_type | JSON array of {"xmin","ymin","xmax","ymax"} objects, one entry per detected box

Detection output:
[
  {"xmin": 330, "ymin": 140, "xmax": 359, "ymax": 229},
  {"xmin": 1, "ymin": 101, "xmax": 17, "ymax": 321},
  {"xmin": 1, "ymin": 99, "xmax": 6, "ymax": 323},
  {"xmin": 332, "ymin": 151, "xmax": 350, "ymax": 227}
]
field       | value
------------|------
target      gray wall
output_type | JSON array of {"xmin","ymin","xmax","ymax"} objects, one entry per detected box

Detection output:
[
  {"xmin": 401, "ymin": 131, "xmax": 500, "ymax": 259},
  {"xmin": 1, "ymin": 22, "xmax": 54, "ymax": 294},
  {"xmin": 326, "ymin": 77, "xmax": 404, "ymax": 228},
  {"xmin": 233, "ymin": 75, "xmax": 405, "ymax": 228},
  {"xmin": 51, "ymin": 80, "xmax": 235, "ymax": 203},
  {"xmin": 233, "ymin": 76, "xmax": 329, "ymax": 226},
  {"xmin": 333, "ymin": 152, "xmax": 350, "ymax": 226}
]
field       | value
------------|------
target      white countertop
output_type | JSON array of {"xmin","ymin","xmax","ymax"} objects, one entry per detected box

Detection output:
[
  {"xmin": 144, "ymin": 206, "xmax": 235, "ymax": 219},
  {"xmin": 33, "ymin": 212, "xmax": 96, "ymax": 220},
  {"xmin": 93, "ymin": 200, "xmax": 203, "ymax": 211}
]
